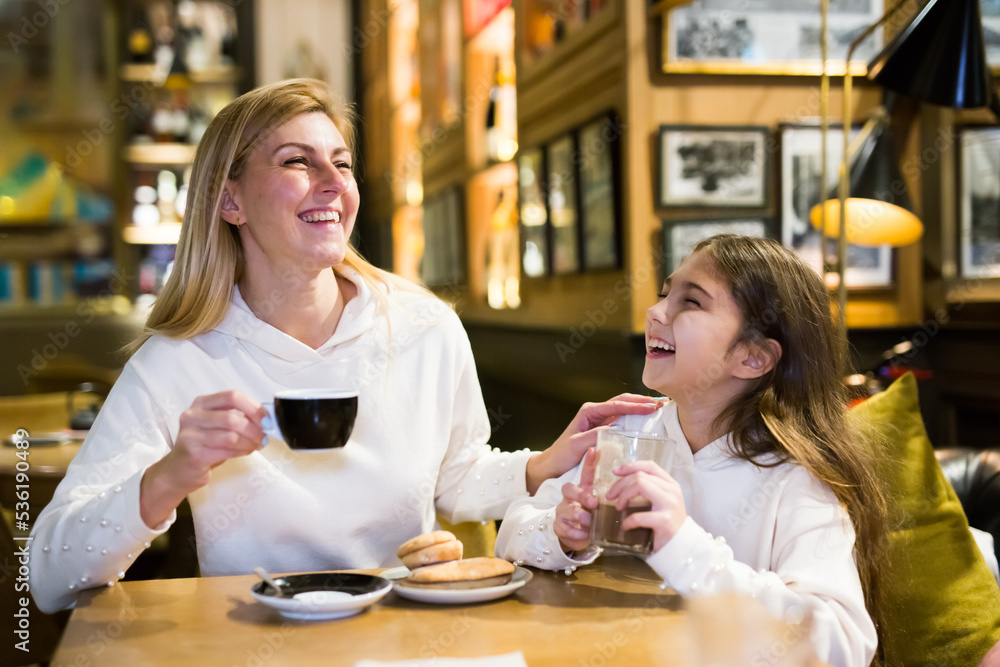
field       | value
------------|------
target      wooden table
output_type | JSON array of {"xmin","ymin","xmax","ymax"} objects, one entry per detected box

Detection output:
[
  {"xmin": 0, "ymin": 438, "xmax": 81, "ymax": 536},
  {"xmin": 52, "ymin": 556, "xmax": 695, "ymax": 666}
]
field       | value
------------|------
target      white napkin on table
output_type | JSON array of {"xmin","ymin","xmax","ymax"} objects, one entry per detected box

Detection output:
[{"xmin": 354, "ymin": 652, "xmax": 528, "ymax": 667}]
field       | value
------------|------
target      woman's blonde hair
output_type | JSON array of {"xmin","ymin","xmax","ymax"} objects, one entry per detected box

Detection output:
[
  {"xmin": 692, "ymin": 234, "xmax": 890, "ymax": 666},
  {"xmin": 131, "ymin": 78, "xmax": 406, "ymax": 352}
]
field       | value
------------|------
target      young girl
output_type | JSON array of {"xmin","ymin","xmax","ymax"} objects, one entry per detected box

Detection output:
[{"xmin": 496, "ymin": 234, "xmax": 887, "ymax": 667}]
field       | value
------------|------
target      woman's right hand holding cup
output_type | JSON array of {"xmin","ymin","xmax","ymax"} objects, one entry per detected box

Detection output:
[{"xmin": 140, "ymin": 391, "xmax": 266, "ymax": 528}]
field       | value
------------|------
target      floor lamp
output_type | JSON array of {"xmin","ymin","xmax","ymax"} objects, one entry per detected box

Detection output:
[{"xmin": 811, "ymin": 0, "xmax": 999, "ymax": 329}]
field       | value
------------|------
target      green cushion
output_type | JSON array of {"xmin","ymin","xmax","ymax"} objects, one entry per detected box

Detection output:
[
  {"xmin": 850, "ymin": 372, "xmax": 1000, "ymax": 665},
  {"xmin": 438, "ymin": 516, "xmax": 497, "ymax": 559}
]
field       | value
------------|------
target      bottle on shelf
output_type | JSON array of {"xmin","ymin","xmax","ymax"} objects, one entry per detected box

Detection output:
[
  {"xmin": 150, "ymin": 100, "xmax": 175, "ymax": 143},
  {"xmin": 127, "ymin": 10, "xmax": 155, "ymax": 65},
  {"xmin": 486, "ymin": 187, "xmax": 521, "ymax": 310},
  {"xmin": 484, "ymin": 56, "xmax": 517, "ymax": 163},
  {"xmin": 485, "ymin": 56, "xmax": 502, "ymax": 163},
  {"xmin": 498, "ymin": 59, "xmax": 517, "ymax": 161}
]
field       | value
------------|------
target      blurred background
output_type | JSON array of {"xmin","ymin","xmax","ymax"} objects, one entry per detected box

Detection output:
[{"xmin": 0, "ymin": 0, "xmax": 998, "ymax": 455}]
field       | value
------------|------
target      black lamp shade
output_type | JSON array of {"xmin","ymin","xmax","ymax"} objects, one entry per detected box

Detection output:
[
  {"xmin": 867, "ymin": 0, "xmax": 994, "ymax": 110},
  {"xmin": 849, "ymin": 122, "xmax": 912, "ymax": 211}
]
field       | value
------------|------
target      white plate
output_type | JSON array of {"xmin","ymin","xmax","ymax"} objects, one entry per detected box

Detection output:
[
  {"xmin": 250, "ymin": 572, "xmax": 392, "ymax": 620},
  {"xmin": 381, "ymin": 565, "xmax": 532, "ymax": 604},
  {"xmin": 3, "ymin": 432, "xmax": 72, "ymax": 447}
]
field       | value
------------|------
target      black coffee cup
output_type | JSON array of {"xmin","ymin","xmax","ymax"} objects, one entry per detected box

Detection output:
[{"xmin": 262, "ymin": 389, "xmax": 358, "ymax": 450}]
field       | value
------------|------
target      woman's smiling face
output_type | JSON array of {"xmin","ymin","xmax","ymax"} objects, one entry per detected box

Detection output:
[
  {"xmin": 643, "ymin": 249, "xmax": 747, "ymax": 402},
  {"xmin": 221, "ymin": 111, "xmax": 359, "ymax": 276}
]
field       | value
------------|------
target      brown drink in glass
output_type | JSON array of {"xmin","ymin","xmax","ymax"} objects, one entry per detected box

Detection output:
[{"xmin": 589, "ymin": 428, "xmax": 673, "ymax": 556}]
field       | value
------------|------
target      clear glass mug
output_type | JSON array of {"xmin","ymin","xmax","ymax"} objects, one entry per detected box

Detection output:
[{"xmin": 589, "ymin": 428, "xmax": 675, "ymax": 556}]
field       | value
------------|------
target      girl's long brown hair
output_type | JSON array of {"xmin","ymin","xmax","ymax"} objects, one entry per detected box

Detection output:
[{"xmin": 694, "ymin": 234, "xmax": 889, "ymax": 665}]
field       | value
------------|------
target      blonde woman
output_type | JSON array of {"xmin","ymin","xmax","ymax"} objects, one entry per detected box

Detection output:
[{"xmin": 29, "ymin": 79, "xmax": 657, "ymax": 612}]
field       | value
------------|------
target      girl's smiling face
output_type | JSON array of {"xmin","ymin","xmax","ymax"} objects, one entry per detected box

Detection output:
[
  {"xmin": 221, "ymin": 111, "xmax": 359, "ymax": 277},
  {"xmin": 643, "ymin": 249, "xmax": 748, "ymax": 403}
]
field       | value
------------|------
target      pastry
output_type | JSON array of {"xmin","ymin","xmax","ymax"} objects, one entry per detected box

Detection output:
[{"xmin": 397, "ymin": 530, "xmax": 463, "ymax": 569}]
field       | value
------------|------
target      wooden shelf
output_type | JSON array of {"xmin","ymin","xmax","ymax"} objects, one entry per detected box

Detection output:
[
  {"xmin": 518, "ymin": 2, "xmax": 620, "ymax": 86},
  {"xmin": 0, "ymin": 225, "xmax": 108, "ymax": 261},
  {"xmin": 0, "ymin": 219, "xmax": 106, "ymax": 229},
  {"xmin": 123, "ymin": 223, "xmax": 182, "ymax": 245},
  {"xmin": 122, "ymin": 143, "xmax": 197, "ymax": 166},
  {"xmin": 0, "ymin": 296, "xmax": 136, "ymax": 319},
  {"xmin": 119, "ymin": 64, "xmax": 240, "ymax": 85}
]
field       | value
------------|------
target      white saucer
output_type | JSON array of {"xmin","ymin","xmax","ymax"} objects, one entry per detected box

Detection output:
[
  {"xmin": 3, "ymin": 431, "xmax": 72, "ymax": 447},
  {"xmin": 381, "ymin": 565, "xmax": 532, "ymax": 604},
  {"xmin": 250, "ymin": 572, "xmax": 392, "ymax": 620}
]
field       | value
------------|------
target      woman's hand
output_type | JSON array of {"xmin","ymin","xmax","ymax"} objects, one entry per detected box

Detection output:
[
  {"xmin": 525, "ymin": 393, "xmax": 664, "ymax": 494},
  {"xmin": 606, "ymin": 460, "xmax": 686, "ymax": 552},
  {"xmin": 554, "ymin": 447, "xmax": 598, "ymax": 553},
  {"xmin": 140, "ymin": 391, "xmax": 266, "ymax": 528}
]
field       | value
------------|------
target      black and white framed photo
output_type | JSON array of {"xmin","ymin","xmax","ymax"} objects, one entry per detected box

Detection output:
[
  {"xmin": 984, "ymin": 0, "xmax": 1000, "ymax": 70},
  {"xmin": 959, "ymin": 126, "xmax": 1000, "ymax": 279},
  {"xmin": 778, "ymin": 123, "xmax": 893, "ymax": 289},
  {"xmin": 420, "ymin": 186, "xmax": 465, "ymax": 287},
  {"xmin": 659, "ymin": 125, "xmax": 770, "ymax": 208},
  {"xmin": 662, "ymin": 218, "xmax": 771, "ymax": 274},
  {"xmin": 518, "ymin": 147, "xmax": 549, "ymax": 278},
  {"xmin": 662, "ymin": 0, "xmax": 884, "ymax": 76},
  {"xmin": 546, "ymin": 134, "xmax": 581, "ymax": 274},
  {"xmin": 579, "ymin": 113, "xmax": 622, "ymax": 271}
]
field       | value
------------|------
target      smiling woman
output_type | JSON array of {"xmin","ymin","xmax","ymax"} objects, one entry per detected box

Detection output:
[
  {"xmin": 218, "ymin": 111, "xmax": 360, "ymax": 348},
  {"xmin": 26, "ymin": 78, "xmax": 664, "ymax": 614}
]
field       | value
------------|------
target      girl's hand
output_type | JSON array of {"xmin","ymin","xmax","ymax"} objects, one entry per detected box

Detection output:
[
  {"xmin": 554, "ymin": 447, "xmax": 598, "ymax": 553},
  {"xmin": 140, "ymin": 391, "xmax": 267, "ymax": 528},
  {"xmin": 526, "ymin": 393, "xmax": 664, "ymax": 493},
  {"xmin": 606, "ymin": 460, "xmax": 686, "ymax": 552}
]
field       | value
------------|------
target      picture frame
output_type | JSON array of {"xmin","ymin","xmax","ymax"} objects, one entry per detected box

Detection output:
[
  {"xmin": 778, "ymin": 123, "xmax": 893, "ymax": 289},
  {"xmin": 659, "ymin": 125, "xmax": 770, "ymax": 208},
  {"xmin": 983, "ymin": 0, "xmax": 1000, "ymax": 72},
  {"xmin": 517, "ymin": 147, "xmax": 550, "ymax": 278},
  {"xmin": 661, "ymin": 0, "xmax": 884, "ymax": 76},
  {"xmin": 662, "ymin": 218, "xmax": 771, "ymax": 274},
  {"xmin": 546, "ymin": 134, "xmax": 581, "ymax": 274},
  {"xmin": 958, "ymin": 126, "xmax": 1000, "ymax": 279},
  {"xmin": 420, "ymin": 186, "xmax": 465, "ymax": 287},
  {"xmin": 579, "ymin": 113, "xmax": 623, "ymax": 271}
]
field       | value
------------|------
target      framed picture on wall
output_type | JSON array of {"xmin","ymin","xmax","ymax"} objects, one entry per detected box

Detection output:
[
  {"xmin": 518, "ymin": 147, "xmax": 550, "ymax": 278},
  {"xmin": 661, "ymin": 0, "xmax": 884, "ymax": 76},
  {"xmin": 662, "ymin": 218, "xmax": 771, "ymax": 274},
  {"xmin": 958, "ymin": 126, "xmax": 1000, "ymax": 279},
  {"xmin": 546, "ymin": 134, "xmax": 581, "ymax": 274},
  {"xmin": 778, "ymin": 123, "xmax": 893, "ymax": 289},
  {"xmin": 659, "ymin": 125, "xmax": 770, "ymax": 208},
  {"xmin": 579, "ymin": 113, "xmax": 622, "ymax": 271},
  {"xmin": 983, "ymin": 0, "xmax": 1000, "ymax": 71}
]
